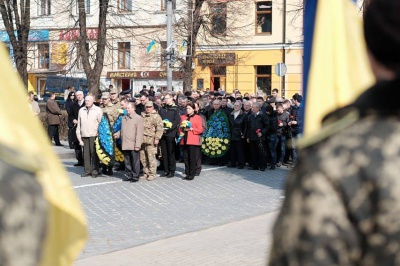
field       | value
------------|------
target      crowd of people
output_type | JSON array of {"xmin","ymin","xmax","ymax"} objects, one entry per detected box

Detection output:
[{"xmin": 48, "ymin": 84, "xmax": 303, "ymax": 181}]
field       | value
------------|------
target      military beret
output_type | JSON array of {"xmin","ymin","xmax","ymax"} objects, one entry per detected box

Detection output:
[{"xmin": 120, "ymin": 89, "xmax": 132, "ymax": 95}]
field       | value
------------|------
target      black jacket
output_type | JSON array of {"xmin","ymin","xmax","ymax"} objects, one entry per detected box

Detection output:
[
  {"xmin": 198, "ymin": 108, "xmax": 208, "ymax": 120},
  {"xmin": 65, "ymin": 100, "xmax": 75, "ymax": 128},
  {"xmin": 71, "ymin": 100, "xmax": 85, "ymax": 120},
  {"xmin": 290, "ymin": 104, "xmax": 303, "ymax": 135},
  {"xmin": 247, "ymin": 112, "xmax": 270, "ymax": 141},
  {"xmin": 178, "ymin": 106, "xmax": 187, "ymax": 116},
  {"xmin": 276, "ymin": 112, "xmax": 290, "ymax": 136},
  {"xmin": 221, "ymin": 106, "xmax": 233, "ymax": 118},
  {"xmin": 266, "ymin": 111, "xmax": 278, "ymax": 136},
  {"xmin": 70, "ymin": 100, "xmax": 85, "ymax": 143},
  {"xmin": 229, "ymin": 110, "xmax": 247, "ymax": 141},
  {"xmin": 159, "ymin": 104, "xmax": 181, "ymax": 137}
]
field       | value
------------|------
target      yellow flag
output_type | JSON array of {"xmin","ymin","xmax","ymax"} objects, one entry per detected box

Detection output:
[
  {"xmin": 0, "ymin": 42, "xmax": 87, "ymax": 265},
  {"xmin": 303, "ymin": 0, "xmax": 375, "ymax": 138}
]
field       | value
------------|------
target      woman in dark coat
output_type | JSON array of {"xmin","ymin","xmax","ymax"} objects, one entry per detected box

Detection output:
[{"xmin": 65, "ymin": 91, "xmax": 76, "ymax": 149}]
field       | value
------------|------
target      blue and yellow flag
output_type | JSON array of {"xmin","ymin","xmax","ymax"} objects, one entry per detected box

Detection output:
[
  {"xmin": 146, "ymin": 40, "xmax": 158, "ymax": 53},
  {"xmin": 179, "ymin": 39, "xmax": 187, "ymax": 55},
  {"xmin": 302, "ymin": 0, "xmax": 375, "ymax": 138},
  {"xmin": 0, "ymin": 43, "xmax": 87, "ymax": 265}
]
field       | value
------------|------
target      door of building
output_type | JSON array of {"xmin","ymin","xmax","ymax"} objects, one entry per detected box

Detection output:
[
  {"xmin": 37, "ymin": 78, "xmax": 47, "ymax": 99},
  {"xmin": 210, "ymin": 66, "xmax": 226, "ymax": 91},
  {"xmin": 116, "ymin": 79, "xmax": 131, "ymax": 92}
]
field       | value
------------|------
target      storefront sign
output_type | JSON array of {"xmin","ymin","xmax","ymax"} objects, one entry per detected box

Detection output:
[
  {"xmin": 197, "ymin": 53, "xmax": 236, "ymax": 66},
  {"xmin": 107, "ymin": 71, "xmax": 182, "ymax": 79},
  {"xmin": 59, "ymin": 28, "xmax": 99, "ymax": 41},
  {"xmin": 0, "ymin": 30, "xmax": 49, "ymax": 42}
]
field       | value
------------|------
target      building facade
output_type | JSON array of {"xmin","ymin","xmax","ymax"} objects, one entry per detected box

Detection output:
[
  {"xmin": 192, "ymin": 0, "xmax": 303, "ymax": 98},
  {"xmin": 0, "ymin": 0, "xmax": 303, "ymax": 99}
]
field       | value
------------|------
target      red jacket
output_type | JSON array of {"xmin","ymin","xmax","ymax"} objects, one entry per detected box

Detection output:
[{"xmin": 179, "ymin": 114, "xmax": 204, "ymax": 146}]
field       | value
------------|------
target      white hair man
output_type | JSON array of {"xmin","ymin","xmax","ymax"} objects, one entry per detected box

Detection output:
[{"xmin": 76, "ymin": 95, "xmax": 103, "ymax": 177}]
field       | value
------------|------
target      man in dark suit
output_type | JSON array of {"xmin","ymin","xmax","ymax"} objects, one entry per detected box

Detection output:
[
  {"xmin": 159, "ymin": 95, "xmax": 181, "ymax": 178},
  {"xmin": 136, "ymin": 93, "xmax": 159, "ymax": 115},
  {"xmin": 71, "ymin": 91, "xmax": 85, "ymax": 166},
  {"xmin": 46, "ymin": 92, "xmax": 62, "ymax": 146}
]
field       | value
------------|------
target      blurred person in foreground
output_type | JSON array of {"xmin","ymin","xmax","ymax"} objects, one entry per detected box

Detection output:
[
  {"xmin": 269, "ymin": 0, "xmax": 400, "ymax": 265},
  {"xmin": 0, "ymin": 42, "xmax": 87, "ymax": 266}
]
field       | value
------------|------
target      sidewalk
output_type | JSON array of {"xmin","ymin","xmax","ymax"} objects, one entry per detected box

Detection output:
[
  {"xmin": 53, "ymin": 140, "xmax": 75, "ymax": 159},
  {"xmin": 75, "ymin": 212, "xmax": 277, "ymax": 266}
]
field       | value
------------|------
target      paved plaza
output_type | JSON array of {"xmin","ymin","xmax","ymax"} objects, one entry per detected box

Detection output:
[{"xmin": 55, "ymin": 144, "xmax": 288, "ymax": 265}]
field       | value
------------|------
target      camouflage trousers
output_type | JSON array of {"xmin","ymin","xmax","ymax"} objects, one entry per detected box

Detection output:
[{"xmin": 140, "ymin": 144, "xmax": 157, "ymax": 177}]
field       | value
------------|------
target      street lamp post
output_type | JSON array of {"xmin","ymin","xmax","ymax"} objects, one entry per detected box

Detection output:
[{"xmin": 166, "ymin": 0, "xmax": 173, "ymax": 91}]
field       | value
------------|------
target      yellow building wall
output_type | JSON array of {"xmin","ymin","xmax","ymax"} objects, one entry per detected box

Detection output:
[{"xmin": 193, "ymin": 49, "xmax": 302, "ymax": 98}]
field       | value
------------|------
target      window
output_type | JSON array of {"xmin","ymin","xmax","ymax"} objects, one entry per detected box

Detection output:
[
  {"xmin": 118, "ymin": 0, "xmax": 132, "ymax": 12},
  {"xmin": 76, "ymin": 0, "xmax": 91, "ymax": 14},
  {"xmin": 161, "ymin": 0, "xmax": 176, "ymax": 11},
  {"xmin": 211, "ymin": 3, "xmax": 227, "ymax": 36},
  {"xmin": 118, "ymin": 42, "xmax": 131, "ymax": 69},
  {"xmin": 255, "ymin": 66, "xmax": 271, "ymax": 94},
  {"xmin": 160, "ymin": 41, "xmax": 167, "ymax": 69},
  {"xmin": 40, "ymin": 0, "xmax": 51, "ymax": 16},
  {"xmin": 211, "ymin": 66, "xmax": 226, "ymax": 76},
  {"xmin": 197, "ymin": 79, "xmax": 204, "ymax": 90},
  {"xmin": 256, "ymin": 1, "xmax": 272, "ymax": 34},
  {"xmin": 38, "ymin": 44, "xmax": 49, "ymax": 69}
]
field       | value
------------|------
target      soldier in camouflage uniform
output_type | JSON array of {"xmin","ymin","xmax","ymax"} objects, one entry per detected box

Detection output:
[
  {"xmin": 269, "ymin": 1, "xmax": 400, "ymax": 265},
  {"xmin": 140, "ymin": 101, "xmax": 163, "ymax": 181},
  {"xmin": 0, "ymin": 145, "xmax": 48, "ymax": 266},
  {"xmin": 110, "ymin": 87, "xmax": 121, "ymax": 109},
  {"xmin": 100, "ymin": 92, "xmax": 120, "ymax": 175}
]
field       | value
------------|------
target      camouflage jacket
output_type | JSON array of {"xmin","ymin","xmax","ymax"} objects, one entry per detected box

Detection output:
[
  {"xmin": 141, "ymin": 110, "xmax": 164, "ymax": 145},
  {"xmin": 111, "ymin": 98, "xmax": 121, "ymax": 110},
  {"xmin": 269, "ymin": 77, "xmax": 400, "ymax": 265},
  {"xmin": 101, "ymin": 102, "xmax": 119, "ymax": 126},
  {"xmin": 0, "ymin": 145, "xmax": 48, "ymax": 266}
]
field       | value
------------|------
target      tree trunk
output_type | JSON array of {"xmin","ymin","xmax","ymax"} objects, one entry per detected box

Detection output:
[
  {"xmin": 0, "ymin": 0, "xmax": 30, "ymax": 86},
  {"xmin": 77, "ymin": 0, "xmax": 109, "ymax": 96},
  {"xmin": 182, "ymin": 0, "xmax": 204, "ymax": 92}
]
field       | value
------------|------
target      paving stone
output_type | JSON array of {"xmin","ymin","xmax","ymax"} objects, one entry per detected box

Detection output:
[{"xmin": 61, "ymin": 156, "xmax": 288, "ymax": 262}]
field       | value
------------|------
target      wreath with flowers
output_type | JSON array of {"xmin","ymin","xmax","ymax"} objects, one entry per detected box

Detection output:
[
  {"xmin": 112, "ymin": 112, "xmax": 126, "ymax": 163},
  {"xmin": 201, "ymin": 109, "xmax": 230, "ymax": 158},
  {"xmin": 96, "ymin": 114, "xmax": 115, "ymax": 166}
]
